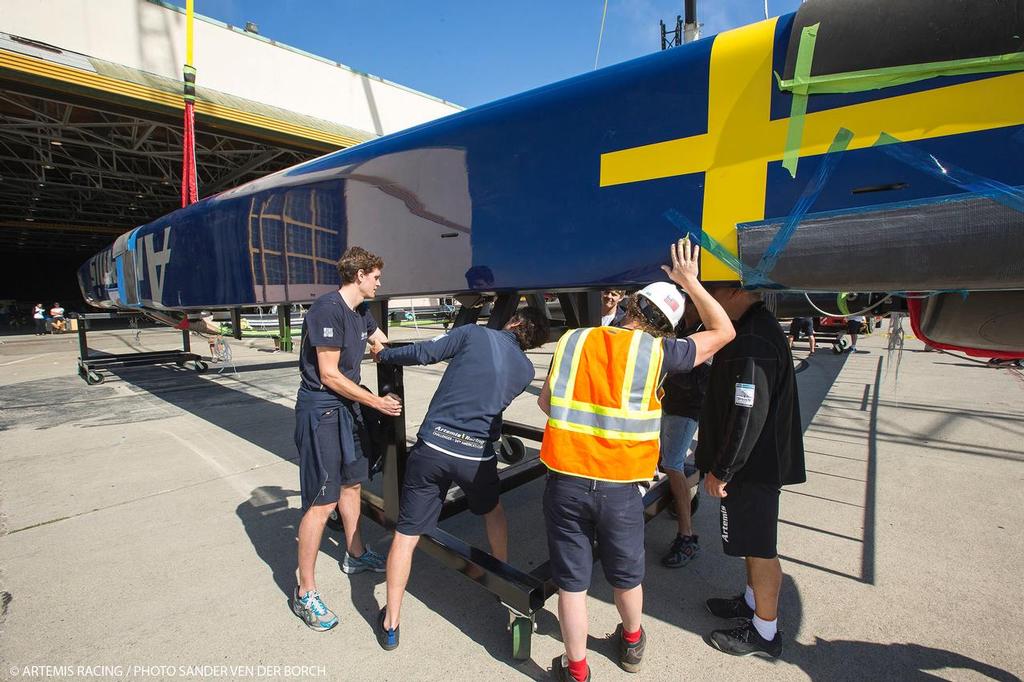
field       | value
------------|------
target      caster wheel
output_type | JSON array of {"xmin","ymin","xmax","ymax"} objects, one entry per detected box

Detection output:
[
  {"xmin": 194, "ymin": 361, "xmax": 209, "ymax": 373},
  {"xmin": 510, "ymin": 616, "xmax": 533, "ymax": 660},
  {"xmin": 498, "ymin": 437, "xmax": 526, "ymax": 464},
  {"xmin": 85, "ymin": 370, "xmax": 104, "ymax": 385}
]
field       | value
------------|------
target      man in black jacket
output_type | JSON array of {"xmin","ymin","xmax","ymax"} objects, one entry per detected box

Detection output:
[{"xmin": 695, "ymin": 287, "xmax": 805, "ymax": 659}]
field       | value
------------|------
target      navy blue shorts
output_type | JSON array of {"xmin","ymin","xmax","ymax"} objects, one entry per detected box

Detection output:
[
  {"xmin": 314, "ymin": 406, "xmax": 369, "ymax": 504},
  {"xmin": 396, "ymin": 441, "xmax": 500, "ymax": 536},
  {"xmin": 720, "ymin": 479, "xmax": 780, "ymax": 559},
  {"xmin": 542, "ymin": 472, "xmax": 646, "ymax": 592}
]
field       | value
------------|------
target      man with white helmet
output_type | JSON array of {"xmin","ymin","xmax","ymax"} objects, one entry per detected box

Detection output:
[{"xmin": 539, "ymin": 238, "xmax": 735, "ymax": 681}]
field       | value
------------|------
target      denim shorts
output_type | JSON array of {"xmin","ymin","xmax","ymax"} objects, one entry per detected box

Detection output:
[{"xmin": 660, "ymin": 414, "xmax": 698, "ymax": 475}]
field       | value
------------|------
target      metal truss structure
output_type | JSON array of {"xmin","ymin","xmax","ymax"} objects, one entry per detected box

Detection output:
[{"xmin": 0, "ymin": 87, "xmax": 324, "ymax": 256}]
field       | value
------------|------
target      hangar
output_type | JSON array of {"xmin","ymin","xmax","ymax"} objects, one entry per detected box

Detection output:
[{"xmin": 0, "ymin": 0, "xmax": 460, "ymax": 312}]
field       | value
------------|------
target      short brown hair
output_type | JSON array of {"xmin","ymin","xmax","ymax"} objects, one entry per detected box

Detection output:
[{"xmin": 337, "ymin": 246, "xmax": 384, "ymax": 284}]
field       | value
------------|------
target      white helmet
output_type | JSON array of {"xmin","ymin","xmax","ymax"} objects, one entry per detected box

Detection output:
[{"xmin": 635, "ymin": 282, "xmax": 686, "ymax": 331}]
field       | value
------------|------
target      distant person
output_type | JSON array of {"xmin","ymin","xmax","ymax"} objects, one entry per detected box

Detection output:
[
  {"xmin": 600, "ymin": 289, "xmax": 626, "ymax": 326},
  {"xmin": 787, "ymin": 317, "xmax": 816, "ymax": 355},
  {"xmin": 659, "ymin": 304, "xmax": 711, "ymax": 569},
  {"xmin": 292, "ymin": 247, "xmax": 400, "ymax": 632},
  {"xmin": 696, "ymin": 286, "xmax": 805, "ymax": 660},
  {"xmin": 49, "ymin": 302, "xmax": 65, "ymax": 333},
  {"xmin": 539, "ymin": 238, "xmax": 735, "ymax": 681},
  {"xmin": 372, "ymin": 306, "xmax": 550, "ymax": 652},
  {"xmin": 33, "ymin": 303, "xmax": 46, "ymax": 335},
  {"xmin": 846, "ymin": 315, "xmax": 865, "ymax": 352}
]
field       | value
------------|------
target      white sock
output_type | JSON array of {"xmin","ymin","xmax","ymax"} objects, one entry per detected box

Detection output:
[
  {"xmin": 744, "ymin": 585, "xmax": 756, "ymax": 611},
  {"xmin": 752, "ymin": 614, "xmax": 777, "ymax": 641}
]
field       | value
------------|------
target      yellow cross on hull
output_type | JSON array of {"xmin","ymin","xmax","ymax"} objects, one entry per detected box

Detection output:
[{"xmin": 599, "ymin": 18, "xmax": 1024, "ymax": 282}]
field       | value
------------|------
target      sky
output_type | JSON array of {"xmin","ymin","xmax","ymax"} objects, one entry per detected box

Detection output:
[{"xmin": 167, "ymin": 0, "xmax": 803, "ymax": 108}]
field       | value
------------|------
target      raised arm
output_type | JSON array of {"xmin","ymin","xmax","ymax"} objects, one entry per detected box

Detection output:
[{"xmin": 661, "ymin": 238, "xmax": 735, "ymax": 366}]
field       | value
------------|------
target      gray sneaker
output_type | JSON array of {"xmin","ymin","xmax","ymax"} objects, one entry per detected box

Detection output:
[
  {"xmin": 341, "ymin": 547, "xmax": 387, "ymax": 574},
  {"xmin": 292, "ymin": 587, "xmax": 338, "ymax": 631},
  {"xmin": 661, "ymin": 534, "xmax": 700, "ymax": 568}
]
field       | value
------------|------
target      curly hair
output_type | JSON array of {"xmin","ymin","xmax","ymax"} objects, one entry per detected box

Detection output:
[
  {"xmin": 623, "ymin": 294, "xmax": 676, "ymax": 338},
  {"xmin": 507, "ymin": 306, "xmax": 550, "ymax": 350},
  {"xmin": 337, "ymin": 246, "xmax": 384, "ymax": 284}
]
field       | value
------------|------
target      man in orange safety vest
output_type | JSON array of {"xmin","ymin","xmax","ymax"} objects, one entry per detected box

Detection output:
[{"xmin": 539, "ymin": 237, "xmax": 735, "ymax": 681}]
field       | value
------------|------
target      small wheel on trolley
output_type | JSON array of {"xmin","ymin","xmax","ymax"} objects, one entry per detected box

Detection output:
[
  {"xmin": 85, "ymin": 370, "xmax": 104, "ymax": 385},
  {"xmin": 498, "ymin": 436, "xmax": 526, "ymax": 464},
  {"xmin": 193, "ymin": 360, "xmax": 209, "ymax": 373},
  {"xmin": 509, "ymin": 614, "xmax": 535, "ymax": 660}
]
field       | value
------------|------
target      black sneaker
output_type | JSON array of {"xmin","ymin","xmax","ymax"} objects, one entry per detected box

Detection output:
[
  {"xmin": 661, "ymin": 534, "xmax": 700, "ymax": 568},
  {"xmin": 615, "ymin": 624, "xmax": 646, "ymax": 673},
  {"xmin": 551, "ymin": 655, "xmax": 590, "ymax": 681},
  {"xmin": 707, "ymin": 619, "xmax": 782, "ymax": 658},
  {"xmin": 706, "ymin": 593, "xmax": 755, "ymax": 620},
  {"xmin": 376, "ymin": 607, "xmax": 399, "ymax": 651}
]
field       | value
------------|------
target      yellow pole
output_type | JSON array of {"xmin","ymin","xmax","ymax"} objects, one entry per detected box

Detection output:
[{"xmin": 186, "ymin": 0, "xmax": 194, "ymax": 66}]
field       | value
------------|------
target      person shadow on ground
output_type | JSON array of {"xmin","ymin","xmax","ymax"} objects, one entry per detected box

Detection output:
[{"xmin": 234, "ymin": 485, "xmax": 385, "ymax": 624}]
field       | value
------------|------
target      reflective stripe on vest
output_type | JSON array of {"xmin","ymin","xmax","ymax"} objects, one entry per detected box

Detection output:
[{"xmin": 540, "ymin": 327, "xmax": 664, "ymax": 482}]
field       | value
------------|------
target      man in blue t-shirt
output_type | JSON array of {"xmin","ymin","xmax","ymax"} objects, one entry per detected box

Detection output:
[
  {"xmin": 371, "ymin": 307, "xmax": 550, "ymax": 651},
  {"xmin": 292, "ymin": 246, "xmax": 402, "ymax": 632}
]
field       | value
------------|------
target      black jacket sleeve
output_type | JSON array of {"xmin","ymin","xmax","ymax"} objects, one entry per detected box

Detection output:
[{"xmin": 712, "ymin": 357, "xmax": 774, "ymax": 482}]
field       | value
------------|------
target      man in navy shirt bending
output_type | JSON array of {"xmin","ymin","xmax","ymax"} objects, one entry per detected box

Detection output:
[
  {"xmin": 292, "ymin": 246, "xmax": 402, "ymax": 632},
  {"xmin": 372, "ymin": 306, "xmax": 550, "ymax": 651}
]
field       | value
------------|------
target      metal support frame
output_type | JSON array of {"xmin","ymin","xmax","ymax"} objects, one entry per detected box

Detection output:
[
  {"xmin": 230, "ymin": 307, "xmax": 243, "ymax": 340},
  {"xmin": 75, "ymin": 312, "xmax": 205, "ymax": 384},
  {"xmin": 556, "ymin": 291, "xmax": 602, "ymax": 328},
  {"xmin": 276, "ymin": 305, "xmax": 293, "ymax": 352}
]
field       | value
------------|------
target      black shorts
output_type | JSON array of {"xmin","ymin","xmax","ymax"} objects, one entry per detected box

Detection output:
[
  {"xmin": 846, "ymin": 319, "xmax": 863, "ymax": 335},
  {"xmin": 396, "ymin": 441, "xmax": 500, "ymax": 536},
  {"xmin": 543, "ymin": 472, "xmax": 645, "ymax": 592},
  {"xmin": 720, "ymin": 479, "xmax": 780, "ymax": 559},
  {"xmin": 789, "ymin": 317, "xmax": 813, "ymax": 338},
  {"xmin": 314, "ymin": 406, "xmax": 370, "ymax": 504}
]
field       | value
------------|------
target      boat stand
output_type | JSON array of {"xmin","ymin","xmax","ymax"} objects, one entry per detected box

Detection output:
[{"xmin": 76, "ymin": 312, "xmax": 207, "ymax": 385}]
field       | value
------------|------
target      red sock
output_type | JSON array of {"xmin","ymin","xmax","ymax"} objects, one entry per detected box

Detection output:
[
  {"xmin": 567, "ymin": 657, "xmax": 588, "ymax": 681},
  {"xmin": 622, "ymin": 626, "xmax": 642, "ymax": 644}
]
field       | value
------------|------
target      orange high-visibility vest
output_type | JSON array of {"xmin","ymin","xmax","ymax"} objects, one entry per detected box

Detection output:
[{"xmin": 540, "ymin": 327, "xmax": 664, "ymax": 483}]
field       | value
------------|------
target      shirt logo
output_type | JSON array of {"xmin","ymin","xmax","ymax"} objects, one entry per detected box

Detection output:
[
  {"xmin": 323, "ymin": 327, "xmax": 334, "ymax": 338},
  {"xmin": 734, "ymin": 382, "xmax": 755, "ymax": 407}
]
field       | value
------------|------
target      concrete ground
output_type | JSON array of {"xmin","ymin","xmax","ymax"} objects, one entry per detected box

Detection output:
[{"xmin": 1, "ymin": 323, "xmax": 1022, "ymax": 681}]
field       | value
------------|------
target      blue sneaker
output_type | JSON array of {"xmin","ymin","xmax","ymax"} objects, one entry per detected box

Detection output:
[
  {"xmin": 292, "ymin": 587, "xmax": 338, "ymax": 631},
  {"xmin": 376, "ymin": 607, "xmax": 399, "ymax": 651},
  {"xmin": 341, "ymin": 547, "xmax": 387, "ymax": 574}
]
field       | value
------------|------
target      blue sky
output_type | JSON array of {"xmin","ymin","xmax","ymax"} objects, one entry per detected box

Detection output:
[{"xmin": 170, "ymin": 1, "xmax": 802, "ymax": 108}]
